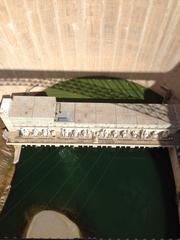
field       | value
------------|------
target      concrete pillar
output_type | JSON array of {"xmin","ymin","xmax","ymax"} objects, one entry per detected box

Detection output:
[
  {"xmin": 0, "ymin": 98, "xmax": 14, "ymax": 131},
  {"xmin": 0, "ymin": 112, "xmax": 14, "ymax": 131}
]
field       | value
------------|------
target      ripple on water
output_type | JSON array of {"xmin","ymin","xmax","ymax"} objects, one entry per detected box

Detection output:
[{"xmin": 0, "ymin": 147, "xmax": 179, "ymax": 238}]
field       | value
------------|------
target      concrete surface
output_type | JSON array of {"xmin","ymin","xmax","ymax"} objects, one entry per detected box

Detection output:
[{"xmin": 0, "ymin": 1, "xmax": 179, "ymax": 98}]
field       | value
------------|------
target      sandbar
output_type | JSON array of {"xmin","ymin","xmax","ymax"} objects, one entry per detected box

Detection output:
[{"xmin": 26, "ymin": 210, "xmax": 80, "ymax": 238}]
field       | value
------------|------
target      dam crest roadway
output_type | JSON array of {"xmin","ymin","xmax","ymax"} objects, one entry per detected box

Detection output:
[{"xmin": 0, "ymin": 96, "xmax": 180, "ymax": 148}]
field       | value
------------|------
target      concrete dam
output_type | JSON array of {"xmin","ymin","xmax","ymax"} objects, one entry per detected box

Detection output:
[{"xmin": 0, "ymin": 0, "xmax": 179, "ymax": 100}]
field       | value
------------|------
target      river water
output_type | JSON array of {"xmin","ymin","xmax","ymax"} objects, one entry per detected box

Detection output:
[{"xmin": 0, "ymin": 146, "xmax": 179, "ymax": 238}]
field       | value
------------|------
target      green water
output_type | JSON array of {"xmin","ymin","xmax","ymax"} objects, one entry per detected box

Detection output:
[
  {"xmin": 0, "ymin": 147, "xmax": 179, "ymax": 238},
  {"xmin": 0, "ymin": 79, "xmax": 178, "ymax": 237},
  {"xmin": 45, "ymin": 77, "xmax": 163, "ymax": 103}
]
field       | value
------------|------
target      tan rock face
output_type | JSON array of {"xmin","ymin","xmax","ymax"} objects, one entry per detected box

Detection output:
[
  {"xmin": 0, "ymin": 128, "xmax": 15, "ymax": 212},
  {"xmin": 0, "ymin": 1, "xmax": 179, "ymax": 97},
  {"xmin": 26, "ymin": 210, "xmax": 80, "ymax": 239}
]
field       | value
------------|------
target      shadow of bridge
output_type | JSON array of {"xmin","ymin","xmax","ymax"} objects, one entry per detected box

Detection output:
[{"xmin": 0, "ymin": 62, "xmax": 179, "ymax": 99}]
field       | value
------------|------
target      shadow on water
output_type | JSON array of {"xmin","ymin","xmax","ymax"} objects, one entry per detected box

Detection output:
[
  {"xmin": 149, "ymin": 149, "xmax": 180, "ymax": 237},
  {"xmin": 45, "ymin": 77, "xmax": 162, "ymax": 103},
  {"xmin": 0, "ymin": 61, "xmax": 179, "ymax": 88}
]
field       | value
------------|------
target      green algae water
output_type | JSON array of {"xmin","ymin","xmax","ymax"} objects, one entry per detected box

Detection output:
[
  {"xmin": 0, "ymin": 79, "xmax": 179, "ymax": 237},
  {"xmin": 0, "ymin": 146, "xmax": 179, "ymax": 238}
]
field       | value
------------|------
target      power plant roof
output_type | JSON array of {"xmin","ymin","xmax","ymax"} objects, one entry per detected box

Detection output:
[{"xmin": 9, "ymin": 96, "xmax": 56, "ymax": 119}]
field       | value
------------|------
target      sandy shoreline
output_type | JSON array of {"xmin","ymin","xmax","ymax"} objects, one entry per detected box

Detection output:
[{"xmin": 26, "ymin": 210, "xmax": 80, "ymax": 238}]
